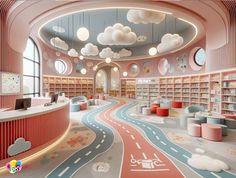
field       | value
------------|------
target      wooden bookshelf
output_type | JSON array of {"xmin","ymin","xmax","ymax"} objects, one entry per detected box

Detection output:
[
  {"xmin": 109, "ymin": 89, "xmax": 119, "ymax": 97},
  {"xmin": 121, "ymin": 78, "xmax": 136, "ymax": 98},
  {"xmin": 43, "ymin": 75, "xmax": 94, "ymax": 98}
]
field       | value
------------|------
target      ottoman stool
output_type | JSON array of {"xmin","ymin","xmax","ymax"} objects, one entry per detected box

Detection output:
[
  {"xmin": 79, "ymin": 102, "xmax": 87, "ymax": 110},
  {"xmin": 188, "ymin": 123, "xmax": 201, "ymax": 137},
  {"xmin": 216, "ymin": 124, "xmax": 228, "ymax": 136},
  {"xmin": 222, "ymin": 114, "xmax": 236, "ymax": 120},
  {"xmin": 95, "ymin": 99, "xmax": 99, "ymax": 105},
  {"xmin": 88, "ymin": 99, "xmax": 95, "ymax": 106},
  {"xmin": 142, "ymin": 107, "xmax": 151, "ymax": 115},
  {"xmin": 180, "ymin": 113, "xmax": 195, "ymax": 129},
  {"xmin": 156, "ymin": 108, "xmax": 169, "ymax": 117},
  {"xmin": 188, "ymin": 117, "xmax": 203, "ymax": 125},
  {"xmin": 201, "ymin": 124, "xmax": 222, "ymax": 141},
  {"xmin": 172, "ymin": 101, "xmax": 183, "ymax": 108},
  {"xmin": 207, "ymin": 117, "xmax": 225, "ymax": 125},
  {"xmin": 137, "ymin": 105, "xmax": 146, "ymax": 113},
  {"xmin": 225, "ymin": 118, "xmax": 236, "ymax": 129},
  {"xmin": 151, "ymin": 104, "xmax": 160, "ymax": 113},
  {"xmin": 195, "ymin": 115, "xmax": 207, "ymax": 123}
]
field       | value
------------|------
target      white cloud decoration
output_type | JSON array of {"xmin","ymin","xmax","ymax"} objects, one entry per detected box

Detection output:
[
  {"xmin": 50, "ymin": 37, "xmax": 69, "ymax": 51},
  {"xmin": 127, "ymin": 9, "xmax": 166, "ymax": 24},
  {"xmin": 188, "ymin": 154, "xmax": 229, "ymax": 172},
  {"xmin": 8, "ymin": 137, "xmax": 31, "ymax": 156},
  {"xmin": 99, "ymin": 47, "xmax": 114, "ymax": 59},
  {"xmin": 68, "ymin": 48, "xmax": 78, "ymax": 57},
  {"xmin": 119, "ymin": 48, "xmax": 132, "ymax": 57},
  {"xmin": 81, "ymin": 43, "xmax": 99, "ymax": 56},
  {"xmin": 157, "ymin": 33, "xmax": 184, "ymax": 53},
  {"xmin": 99, "ymin": 47, "xmax": 132, "ymax": 59},
  {"xmin": 52, "ymin": 26, "xmax": 65, "ymax": 33},
  {"xmin": 97, "ymin": 23, "xmax": 137, "ymax": 45}
]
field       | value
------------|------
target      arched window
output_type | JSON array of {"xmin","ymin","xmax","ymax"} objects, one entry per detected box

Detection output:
[
  {"xmin": 193, "ymin": 48, "xmax": 206, "ymax": 66},
  {"xmin": 23, "ymin": 38, "xmax": 40, "ymax": 97}
]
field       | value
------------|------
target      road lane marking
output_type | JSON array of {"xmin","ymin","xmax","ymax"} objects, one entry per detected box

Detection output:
[
  {"xmin": 136, "ymin": 142, "xmax": 141, "ymax": 149},
  {"xmin": 156, "ymin": 135, "xmax": 160, "ymax": 140},
  {"xmin": 152, "ymin": 131, "xmax": 156, "ymax": 135},
  {"xmin": 85, "ymin": 151, "xmax": 92, "ymax": 156},
  {"xmin": 142, "ymin": 124, "xmax": 146, "ymax": 127},
  {"xmin": 210, "ymin": 172, "xmax": 222, "ymax": 178},
  {"xmin": 160, "ymin": 141, "xmax": 167, "ymax": 145},
  {"xmin": 154, "ymin": 153, "xmax": 163, "ymax": 163},
  {"xmin": 183, "ymin": 154, "xmax": 190, "ymax": 159},
  {"xmin": 142, "ymin": 152, "xmax": 147, "ymax": 159},
  {"xmin": 122, "ymin": 126, "xmax": 126, "ymax": 129},
  {"xmin": 101, "ymin": 139, "xmax": 105, "ymax": 143},
  {"xmin": 131, "ymin": 169, "xmax": 169, "ymax": 172},
  {"xmin": 171, "ymin": 147, "xmax": 178, "ymax": 153},
  {"xmin": 58, "ymin": 167, "xmax": 70, "ymax": 177},
  {"xmin": 147, "ymin": 127, "xmax": 151, "ymax": 130},
  {"xmin": 74, "ymin": 158, "xmax": 81, "ymax": 164},
  {"xmin": 103, "ymin": 135, "xmax": 106, "ymax": 138},
  {"xmin": 96, "ymin": 144, "xmax": 101, "ymax": 149},
  {"xmin": 126, "ymin": 130, "xmax": 130, "ymax": 133},
  {"xmin": 130, "ymin": 135, "xmax": 135, "ymax": 140},
  {"xmin": 102, "ymin": 131, "xmax": 106, "ymax": 134}
]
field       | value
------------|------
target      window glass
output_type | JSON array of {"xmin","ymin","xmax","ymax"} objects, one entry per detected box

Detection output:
[
  {"xmin": 23, "ymin": 59, "xmax": 34, "ymax": 76},
  {"xmin": 55, "ymin": 60, "xmax": 67, "ymax": 74},
  {"xmin": 35, "ymin": 63, "xmax": 40, "ymax": 77},
  {"xmin": 23, "ymin": 76, "xmax": 34, "ymax": 94},
  {"xmin": 23, "ymin": 39, "xmax": 34, "ymax": 59},
  {"xmin": 194, "ymin": 48, "xmax": 206, "ymax": 66}
]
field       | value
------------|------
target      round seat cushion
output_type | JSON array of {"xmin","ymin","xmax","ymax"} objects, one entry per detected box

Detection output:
[
  {"xmin": 172, "ymin": 101, "xmax": 183, "ymax": 108},
  {"xmin": 151, "ymin": 104, "xmax": 160, "ymax": 113},
  {"xmin": 188, "ymin": 123, "xmax": 201, "ymax": 137},
  {"xmin": 201, "ymin": 124, "xmax": 222, "ymax": 141},
  {"xmin": 156, "ymin": 108, "xmax": 169, "ymax": 117},
  {"xmin": 207, "ymin": 117, "xmax": 225, "ymax": 124},
  {"xmin": 142, "ymin": 107, "xmax": 151, "ymax": 115},
  {"xmin": 79, "ymin": 102, "xmax": 87, "ymax": 110}
]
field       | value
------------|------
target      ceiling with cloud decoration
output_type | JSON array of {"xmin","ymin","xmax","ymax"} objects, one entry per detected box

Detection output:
[{"xmin": 40, "ymin": 8, "xmax": 195, "ymax": 61}]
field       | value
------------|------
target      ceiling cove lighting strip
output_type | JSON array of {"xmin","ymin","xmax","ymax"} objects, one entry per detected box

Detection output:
[{"xmin": 0, "ymin": 123, "xmax": 71, "ymax": 175}]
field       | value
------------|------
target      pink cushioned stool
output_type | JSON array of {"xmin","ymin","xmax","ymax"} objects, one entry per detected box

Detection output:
[
  {"xmin": 201, "ymin": 124, "xmax": 222, "ymax": 142},
  {"xmin": 156, "ymin": 108, "xmax": 169, "ymax": 117},
  {"xmin": 79, "ymin": 102, "xmax": 87, "ymax": 110},
  {"xmin": 187, "ymin": 123, "xmax": 201, "ymax": 137}
]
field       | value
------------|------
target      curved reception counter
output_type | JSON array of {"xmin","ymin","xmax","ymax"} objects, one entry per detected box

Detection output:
[{"xmin": 0, "ymin": 99, "xmax": 70, "ymax": 162}]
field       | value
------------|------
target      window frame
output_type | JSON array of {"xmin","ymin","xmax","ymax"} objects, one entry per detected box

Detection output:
[
  {"xmin": 54, "ymin": 59, "xmax": 67, "ymax": 75},
  {"xmin": 23, "ymin": 38, "xmax": 40, "ymax": 97},
  {"xmin": 193, "ymin": 47, "xmax": 206, "ymax": 67}
]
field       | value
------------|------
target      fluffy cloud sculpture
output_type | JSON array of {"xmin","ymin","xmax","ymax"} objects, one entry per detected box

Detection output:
[
  {"xmin": 52, "ymin": 26, "xmax": 65, "ymax": 33},
  {"xmin": 8, "ymin": 138, "xmax": 31, "ymax": 156},
  {"xmin": 157, "ymin": 33, "xmax": 184, "ymax": 53},
  {"xmin": 119, "ymin": 48, "xmax": 132, "ymax": 57},
  {"xmin": 99, "ymin": 47, "xmax": 132, "ymax": 59},
  {"xmin": 127, "ymin": 9, "xmax": 166, "ymax": 24},
  {"xmin": 81, "ymin": 43, "xmax": 99, "ymax": 56},
  {"xmin": 99, "ymin": 47, "xmax": 114, "ymax": 58},
  {"xmin": 50, "ymin": 37, "xmax": 68, "ymax": 51},
  {"xmin": 97, "ymin": 23, "xmax": 137, "ymax": 45},
  {"xmin": 188, "ymin": 154, "xmax": 229, "ymax": 172},
  {"xmin": 68, "ymin": 48, "xmax": 78, "ymax": 57}
]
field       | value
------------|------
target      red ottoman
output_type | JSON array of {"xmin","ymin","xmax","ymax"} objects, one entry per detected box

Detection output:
[
  {"xmin": 151, "ymin": 104, "xmax": 160, "ymax": 113},
  {"xmin": 79, "ymin": 102, "xmax": 87, "ymax": 110},
  {"xmin": 172, "ymin": 101, "xmax": 182, "ymax": 108},
  {"xmin": 156, "ymin": 108, "xmax": 169, "ymax": 117},
  {"xmin": 201, "ymin": 124, "xmax": 222, "ymax": 142},
  {"xmin": 223, "ymin": 114, "xmax": 236, "ymax": 120},
  {"xmin": 87, "ymin": 95, "xmax": 93, "ymax": 99}
]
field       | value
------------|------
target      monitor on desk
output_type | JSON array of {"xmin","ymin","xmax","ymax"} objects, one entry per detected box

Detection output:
[
  {"xmin": 51, "ymin": 94, "xmax": 59, "ymax": 103},
  {"xmin": 15, "ymin": 98, "xmax": 31, "ymax": 110}
]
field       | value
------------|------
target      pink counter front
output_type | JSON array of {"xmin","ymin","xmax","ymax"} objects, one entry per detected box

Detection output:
[{"xmin": 0, "ymin": 99, "xmax": 70, "ymax": 161}]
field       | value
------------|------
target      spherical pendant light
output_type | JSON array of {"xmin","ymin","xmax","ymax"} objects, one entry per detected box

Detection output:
[
  {"xmin": 93, "ymin": 65, "xmax": 98, "ymax": 71},
  {"xmin": 123, "ymin": 71, "xmax": 128, "ymax": 77},
  {"xmin": 113, "ymin": 67, "xmax": 118, "ymax": 72},
  {"xmin": 77, "ymin": 27, "xmax": 89, "ymax": 41},
  {"xmin": 97, "ymin": 73, "xmax": 101, "ymax": 77},
  {"xmin": 80, "ymin": 68, "xmax": 87, "ymax": 75},
  {"xmin": 79, "ymin": 55, "xmax": 84, "ymax": 60},
  {"xmin": 149, "ymin": 47, "xmax": 157, "ymax": 56},
  {"xmin": 105, "ymin": 57, "xmax": 111, "ymax": 64}
]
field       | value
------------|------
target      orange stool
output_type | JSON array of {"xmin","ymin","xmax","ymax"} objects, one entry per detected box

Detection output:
[
  {"xmin": 172, "ymin": 101, "xmax": 183, "ymax": 108},
  {"xmin": 151, "ymin": 104, "xmax": 160, "ymax": 113},
  {"xmin": 156, "ymin": 108, "xmax": 169, "ymax": 117}
]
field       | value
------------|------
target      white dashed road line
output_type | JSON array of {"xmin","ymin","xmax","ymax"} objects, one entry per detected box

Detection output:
[
  {"xmin": 130, "ymin": 135, "xmax": 135, "ymax": 140},
  {"xmin": 85, "ymin": 151, "xmax": 92, "ymax": 156},
  {"xmin": 142, "ymin": 152, "xmax": 147, "ymax": 159},
  {"xmin": 183, "ymin": 154, "xmax": 190, "ymax": 159},
  {"xmin": 156, "ymin": 135, "xmax": 160, "ymax": 140},
  {"xmin": 171, "ymin": 147, "xmax": 178, "ymax": 153},
  {"xmin": 136, "ymin": 142, "xmax": 141, "ymax": 149},
  {"xmin": 210, "ymin": 172, "xmax": 222, "ymax": 178},
  {"xmin": 101, "ymin": 139, "xmax": 105, "ymax": 143},
  {"xmin": 160, "ymin": 141, "xmax": 167, "ymax": 146},
  {"xmin": 96, "ymin": 144, "xmax": 101, "ymax": 149},
  {"xmin": 74, "ymin": 158, "xmax": 81, "ymax": 164},
  {"xmin": 58, "ymin": 167, "xmax": 70, "ymax": 177}
]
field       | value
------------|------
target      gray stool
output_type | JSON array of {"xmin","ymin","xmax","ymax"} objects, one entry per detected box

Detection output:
[
  {"xmin": 188, "ymin": 117, "xmax": 203, "ymax": 125},
  {"xmin": 142, "ymin": 107, "xmax": 151, "ymax": 115},
  {"xmin": 216, "ymin": 124, "xmax": 228, "ymax": 136},
  {"xmin": 207, "ymin": 117, "xmax": 225, "ymax": 124},
  {"xmin": 137, "ymin": 105, "xmax": 146, "ymax": 113},
  {"xmin": 225, "ymin": 119, "xmax": 236, "ymax": 129},
  {"xmin": 195, "ymin": 115, "xmax": 207, "ymax": 123}
]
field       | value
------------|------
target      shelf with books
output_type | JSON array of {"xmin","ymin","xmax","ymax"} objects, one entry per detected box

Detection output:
[{"xmin": 121, "ymin": 78, "xmax": 136, "ymax": 98}]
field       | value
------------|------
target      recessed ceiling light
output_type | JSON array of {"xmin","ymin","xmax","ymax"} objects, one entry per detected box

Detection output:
[
  {"xmin": 79, "ymin": 55, "xmax": 84, "ymax": 60},
  {"xmin": 113, "ymin": 67, "xmax": 118, "ymax": 72},
  {"xmin": 77, "ymin": 27, "xmax": 89, "ymax": 41},
  {"xmin": 149, "ymin": 47, "xmax": 157, "ymax": 56},
  {"xmin": 123, "ymin": 71, "xmax": 128, "ymax": 77}
]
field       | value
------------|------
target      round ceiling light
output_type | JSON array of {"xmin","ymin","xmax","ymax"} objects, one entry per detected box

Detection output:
[
  {"xmin": 149, "ymin": 47, "xmax": 157, "ymax": 56},
  {"xmin": 97, "ymin": 73, "xmax": 101, "ymax": 77},
  {"xmin": 80, "ymin": 68, "xmax": 87, "ymax": 75},
  {"xmin": 79, "ymin": 55, "xmax": 84, "ymax": 60},
  {"xmin": 77, "ymin": 27, "xmax": 89, "ymax": 41},
  {"xmin": 105, "ymin": 57, "xmax": 112, "ymax": 64},
  {"xmin": 123, "ymin": 71, "xmax": 128, "ymax": 77},
  {"xmin": 93, "ymin": 65, "xmax": 98, "ymax": 71},
  {"xmin": 113, "ymin": 67, "xmax": 118, "ymax": 72}
]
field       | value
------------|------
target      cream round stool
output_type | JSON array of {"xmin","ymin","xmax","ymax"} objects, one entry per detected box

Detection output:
[{"xmin": 142, "ymin": 107, "xmax": 151, "ymax": 115}]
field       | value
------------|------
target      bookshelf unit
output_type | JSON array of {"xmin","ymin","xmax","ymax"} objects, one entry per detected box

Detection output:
[
  {"xmin": 121, "ymin": 78, "xmax": 136, "ymax": 98},
  {"xmin": 43, "ymin": 75, "xmax": 94, "ymax": 98}
]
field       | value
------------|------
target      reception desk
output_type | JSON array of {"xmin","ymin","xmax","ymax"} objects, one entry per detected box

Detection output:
[{"xmin": 0, "ymin": 99, "xmax": 70, "ymax": 161}]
